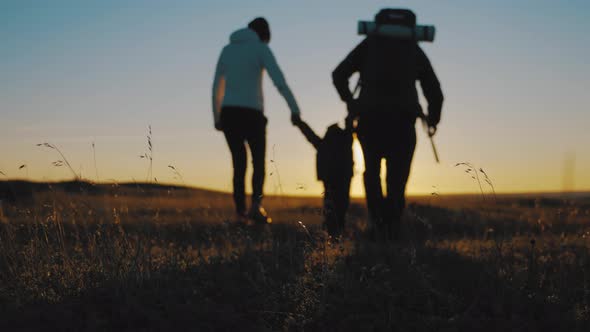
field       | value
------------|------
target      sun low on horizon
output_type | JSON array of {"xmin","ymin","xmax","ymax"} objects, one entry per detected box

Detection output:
[{"xmin": 1, "ymin": 0, "xmax": 589, "ymax": 198}]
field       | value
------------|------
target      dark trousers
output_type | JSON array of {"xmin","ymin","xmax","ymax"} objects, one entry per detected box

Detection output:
[
  {"xmin": 357, "ymin": 113, "xmax": 416, "ymax": 237},
  {"xmin": 323, "ymin": 178, "xmax": 352, "ymax": 236},
  {"xmin": 221, "ymin": 106, "xmax": 267, "ymax": 215}
]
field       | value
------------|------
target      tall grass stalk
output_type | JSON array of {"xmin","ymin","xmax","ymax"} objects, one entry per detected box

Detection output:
[
  {"xmin": 37, "ymin": 143, "xmax": 80, "ymax": 180},
  {"xmin": 18, "ymin": 164, "xmax": 28, "ymax": 179},
  {"xmin": 479, "ymin": 168, "xmax": 497, "ymax": 202},
  {"xmin": 168, "ymin": 165, "xmax": 186, "ymax": 185},
  {"xmin": 139, "ymin": 125, "xmax": 154, "ymax": 183},
  {"xmin": 269, "ymin": 145, "xmax": 284, "ymax": 197},
  {"xmin": 92, "ymin": 142, "xmax": 99, "ymax": 183},
  {"xmin": 455, "ymin": 162, "xmax": 485, "ymax": 201}
]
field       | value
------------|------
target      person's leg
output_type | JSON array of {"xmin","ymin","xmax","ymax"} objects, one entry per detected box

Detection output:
[
  {"xmin": 246, "ymin": 112, "xmax": 267, "ymax": 209},
  {"xmin": 221, "ymin": 108, "xmax": 248, "ymax": 216},
  {"xmin": 359, "ymin": 138, "xmax": 384, "ymax": 228},
  {"xmin": 244, "ymin": 110, "xmax": 271, "ymax": 223},
  {"xmin": 334, "ymin": 177, "xmax": 352, "ymax": 235},
  {"xmin": 384, "ymin": 126, "xmax": 416, "ymax": 239}
]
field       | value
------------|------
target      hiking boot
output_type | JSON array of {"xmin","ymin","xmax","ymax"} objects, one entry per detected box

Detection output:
[{"xmin": 248, "ymin": 205, "xmax": 272, "ymax": 224}]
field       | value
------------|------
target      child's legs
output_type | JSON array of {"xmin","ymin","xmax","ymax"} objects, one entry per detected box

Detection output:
[
  {"xmin": 324, "ymin": 179, "xmax": 351, "ymax": 235},
  {"xmin": 334, "ymin": 178, "xmax": 351, "ymax": 230},
  {"xmin": 323, "ymin": 183, "xmax": 339, "ymax": 236}
]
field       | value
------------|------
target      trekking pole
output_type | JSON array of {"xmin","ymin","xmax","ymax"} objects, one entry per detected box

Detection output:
[
  {"xmin": 428, "ymin": 129, "xmax": 440, "ymax": 163},
  {"xmin": 419, "ymin": 113, "xmax": 440, "ymax": 163}
]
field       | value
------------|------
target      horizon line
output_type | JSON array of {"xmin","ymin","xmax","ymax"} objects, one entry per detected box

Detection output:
[{"xmin": 1, "ymin": 178, "xmax": 589, "ymax": 198}]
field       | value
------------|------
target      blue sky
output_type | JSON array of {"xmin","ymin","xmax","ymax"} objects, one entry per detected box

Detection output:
[{"xmin": 1, "ymin": 0, "xmax": 589, "ymax": 195}]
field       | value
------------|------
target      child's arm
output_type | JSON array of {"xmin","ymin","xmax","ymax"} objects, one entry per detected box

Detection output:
[{"xmin": 296, "ymin": 120, "xmax": 322, "ymax": 150}]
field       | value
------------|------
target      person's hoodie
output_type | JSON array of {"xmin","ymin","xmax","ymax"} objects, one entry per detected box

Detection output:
[{"xmin": 212, "ymin": 27, "xmax": 300, "ymax": 126}]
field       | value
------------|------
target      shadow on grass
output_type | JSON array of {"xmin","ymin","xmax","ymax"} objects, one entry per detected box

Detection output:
[
  {"xmin": 2, "ymin": 221, "xmax": 588, "ymax": 331},
  {"xmin": 309, "ymin": 240, "xmax": 587, "ymax": 331},
  {"xmin": 0, "ymin": 223, "xmax": 313, "ymax": 331},
  {"xmin": 406, "ymin": 203, "xmax": 590, "ymax": 240}
]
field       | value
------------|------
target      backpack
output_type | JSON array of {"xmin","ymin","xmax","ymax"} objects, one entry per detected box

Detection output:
[
  {"xmin": 357, "ymin": 9, "xmax": 420, "ymax": 113},
  {"xmin": 316, "ymin": 124, "xmax": 353, "ymax": 183},
  {"xmin": 375, "ymin": 8, "xmax": 416, "ymax": 27}
]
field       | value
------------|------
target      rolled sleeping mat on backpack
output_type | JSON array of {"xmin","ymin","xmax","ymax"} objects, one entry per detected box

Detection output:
[{"xmin": 358, "ymin": 21, "xmax": 436, "ymax": 42}]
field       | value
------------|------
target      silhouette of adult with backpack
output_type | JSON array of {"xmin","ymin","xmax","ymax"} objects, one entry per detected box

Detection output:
[
  {"xmin": 212, "ymin": 17, "xmax": 301, "ymax": 224},
  {"xmin": 332, "ymin": 9, "xmax": 444, "ymax": 240}
]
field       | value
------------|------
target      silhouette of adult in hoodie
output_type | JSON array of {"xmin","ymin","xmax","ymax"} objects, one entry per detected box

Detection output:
[
  {"xmin": 332, "ymin": 9, "xmax": 444, "ymax": 240},
  {"xmin": 212, "ymin": 18, "xmax": 301, "ymax": 223}
]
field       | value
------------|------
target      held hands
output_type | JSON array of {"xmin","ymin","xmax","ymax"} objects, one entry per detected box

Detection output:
[{"xmin": 291, "ymin": 113, "xmax": 302, "ymax": 126}]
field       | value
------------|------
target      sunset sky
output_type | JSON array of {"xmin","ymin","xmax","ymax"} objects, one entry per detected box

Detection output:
[{"xmin": 1, "ymin": 0, "xmax": 589, "ymax": 197}]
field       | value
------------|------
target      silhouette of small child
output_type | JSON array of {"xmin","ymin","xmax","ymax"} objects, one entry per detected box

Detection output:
[{"xmin": 294, "ymin": 117, "xmax": 354, "ymax": 237}]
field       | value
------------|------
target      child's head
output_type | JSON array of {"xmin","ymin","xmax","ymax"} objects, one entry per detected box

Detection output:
[{"xmin": 325, "ymin": 123, "xmax": 346, "ymax": 139}]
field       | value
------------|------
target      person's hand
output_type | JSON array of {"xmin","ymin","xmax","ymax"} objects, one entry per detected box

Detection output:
[
  {"xmin": 427, "ymin": 125, "xmax": 437, "ymax": 137},
  {"xmin": 426, "ymin": 116, "xmax": 437, "ymax": 137},
  {"xmin": 214, "ymin": 121, "xmax": 223, "ymax": 131},
  {"xmin": 291, "ymin": 113, "xmax": 302, "ymax": 126},
  {"xmin": 346, "ymin": 99, "xmax": 361, "ymax": 118}
]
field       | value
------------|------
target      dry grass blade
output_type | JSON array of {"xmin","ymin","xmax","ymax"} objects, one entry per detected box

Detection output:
[
  {"xmin": 269, "ymin": 145, "xmax": 284, "ymax": 197},
  {"xmin": 92, "ymin": 141, "xmax": 99, "ymax": 182},
  {"xmin": 297, "ymin": 220, "xmax": 314, "ymax": 243},
  {"xmin": 141, "ymin": 126, "xmax": 154, "ymax": 182},
  {"xmin": 456, "ymin": 161, "xmax": 486, "ymax": 201},
  {"xmin": 479, "ymin": 167, "xmax": 497, "ymax": 202},
  {"xmin": 36, "ymin": 142, "xmax": 80, "ymax": 180},
  {"xmin": 168, "ymin": 165, "xmax": 186, "ymax": 185}
]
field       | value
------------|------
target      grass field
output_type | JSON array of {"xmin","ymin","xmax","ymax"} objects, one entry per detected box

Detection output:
[{"xmin": 1, "ymin": 180, "xmax": 589, "ymax": 331}]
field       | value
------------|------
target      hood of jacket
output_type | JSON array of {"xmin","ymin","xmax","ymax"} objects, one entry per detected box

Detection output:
[{"xmin": 229, "ymin": 28, "xmax": 260, "ymax": 44}]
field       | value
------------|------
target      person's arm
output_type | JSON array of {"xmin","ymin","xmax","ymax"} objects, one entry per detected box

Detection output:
[
  {"xmin": 416, "ymin": 46, "xmax": 444, "ymax": 129},
  {"xmin": 261, "ymin": 45, "xmax": 300, "ymax": 116},
  {"xmin": 295, "ymin": 120, "xmax": 322, "ymax": 150},
  {"xmin": 332, "ymin": 39, "xmax": 368, "ymax": 103},
  {"xmin": 211, "ymin": 49, "xmax": 226, "ymax": 129}
]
